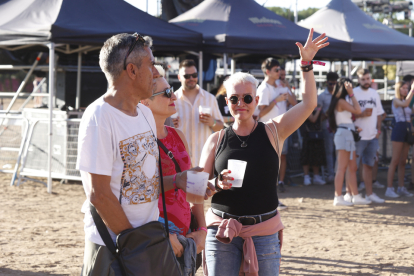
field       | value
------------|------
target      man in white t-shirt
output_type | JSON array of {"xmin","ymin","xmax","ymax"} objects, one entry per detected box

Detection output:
[
  {"xmin": 76, "ymin": 33, "xmax": 206, "ymax": 275},
  {"xmin": 258, "ymin": 59, "xmax": 297, "ymax": 193},
  {"xmin": 353, "ymin": 69, "xmax": 385, "ymax": 203}
]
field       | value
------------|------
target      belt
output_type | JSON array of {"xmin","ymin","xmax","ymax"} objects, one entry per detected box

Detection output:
[{"xmin": 211, "ymin": 208, "xmax": 277, "ymax": 226}]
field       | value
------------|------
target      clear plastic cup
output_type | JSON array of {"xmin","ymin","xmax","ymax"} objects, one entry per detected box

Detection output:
[
  {"xmin": 199, "ymin": 105, "xmax": 212, "ymax": 115},
  {"xmin": 170, "ymin": 112, "xmax": 178, "ymax": 119},
  {"xmin": 227, "ymin": 159, "xmax": 247, "ymax": 188},
  {"xmin": 186, "ymin": 171, "xmax": 209, "ymax": 204}
]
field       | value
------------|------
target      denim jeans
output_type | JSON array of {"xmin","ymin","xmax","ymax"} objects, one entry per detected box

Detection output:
[
  {"xmin": 323, "ymin": 129, "xmax": 335, "ymax": 177},
  {"xmin": 205, "ymin": 226, "xmax": 281, "ymax": 276}
]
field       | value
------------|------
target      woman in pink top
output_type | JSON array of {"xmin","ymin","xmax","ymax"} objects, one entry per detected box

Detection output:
[{"xmin": 141, "ymin": 67, "xmax": 207, "ymax": 259}]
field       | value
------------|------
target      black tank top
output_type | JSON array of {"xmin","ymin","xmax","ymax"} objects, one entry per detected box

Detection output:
[{"xmin": 212, "ymin": 122, "xmax": 279, "ymax": 216}]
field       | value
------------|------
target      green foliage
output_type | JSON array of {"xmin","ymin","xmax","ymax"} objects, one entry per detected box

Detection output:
[{"xmin": 266, "ymin": 7, "xmax": 319, "ymax": 22}]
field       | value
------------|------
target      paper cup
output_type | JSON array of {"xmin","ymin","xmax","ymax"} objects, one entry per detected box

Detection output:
[
  {"xmin": 186, "ymin": 171, "xmax": 209, "ymax": 204},
  {"xmin": 199, "ymin": 105, "xmax": 212, "ymax": 115},
  {"xmin": 227, "ymin": 159, "xmax": 247, "ymax": 188},
  {"xmin": 170, "ymin": 112, "xmax": 178, "ymax": 119}
]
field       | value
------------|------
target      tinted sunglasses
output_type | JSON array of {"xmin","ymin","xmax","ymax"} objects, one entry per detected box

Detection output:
[
  {"xmin": 183, "ymin": 73, "xmax": 198, "ymax": 79},
  {"xmin": 327, "ymin": 82, "xmax": 337, "ymax": 86},
  {"xmin": 153, "ymin": 87, "xmax": 174, "ymax": 98},
  {"xmin": 229, "ymin": 95, "xmax": 253, "ymax": 105},
  {"xmin": 124, "ymin": 33, "xmax": 146, "ymax": 70}
]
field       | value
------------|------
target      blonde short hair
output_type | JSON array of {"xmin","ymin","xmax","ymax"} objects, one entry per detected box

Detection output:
[{"xmin": 223, "ymin": 72, "xmax": 258, "ymax": 96}]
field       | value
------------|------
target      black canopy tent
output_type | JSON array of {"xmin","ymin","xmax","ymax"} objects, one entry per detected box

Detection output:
[
  {"xmin": 170, "ymin": 0, "xmax": 352, "ymax": 59},
  {"xmin": 298, "ymin": 0, "xmax": 414, "ymax": 61},
  {"xmin": 0, "ymin": 0, "xmax": 203, "ymax": 192}
]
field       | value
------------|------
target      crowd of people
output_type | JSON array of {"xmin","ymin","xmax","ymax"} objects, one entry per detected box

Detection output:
[{"xmin": 75, "ymin": 30, "xmax": 413, "ymax": 276}]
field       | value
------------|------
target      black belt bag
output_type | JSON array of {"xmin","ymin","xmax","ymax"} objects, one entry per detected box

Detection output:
[
  {"xmin": 90, "ymin": 152, "xmax": 182, "ymax": 276},
  {"xmin": 211, "ymin": 208, "xmax": 277, "ymax": 226},
  {"xmin": 338, "ymin": 126, "xmax": 361, "ymax": 142}
]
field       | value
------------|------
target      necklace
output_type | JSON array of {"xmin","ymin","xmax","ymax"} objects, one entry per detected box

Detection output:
[{"xmin": 231, "ymin": 120, "xmax": 257, "ymax": 148}]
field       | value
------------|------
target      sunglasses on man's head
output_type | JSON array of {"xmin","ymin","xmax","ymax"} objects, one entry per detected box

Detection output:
[
  {"xmin": 229, "ymin": 94, "xmax": 254, "ymax": 105},
  {"xmin": 153, "ymin": 87, "xmax": 174, "ymax": 98},
  {"xmin": 182, "ymin": 73, "xmax": 198, "ymax": 79},
  {"xmin": 123, "ymin": 33, "xmax": 146, "ymax": 70}
]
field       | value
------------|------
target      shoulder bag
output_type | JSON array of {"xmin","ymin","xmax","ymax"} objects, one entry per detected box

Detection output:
[{"xmin": 402, "ymin": 107, "xmax": 414, "ymax": 145}]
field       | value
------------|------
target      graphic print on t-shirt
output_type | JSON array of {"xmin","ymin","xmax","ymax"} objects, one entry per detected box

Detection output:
[
  {"xmin": 358, "ymin": 97, "xmax": 377, "ymax": 108},
  {"xmin": 119, "ymin": 131, "xmax": 159, "ymax": 205}
]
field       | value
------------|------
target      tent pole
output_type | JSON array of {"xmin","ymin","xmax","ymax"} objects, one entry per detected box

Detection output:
[
  {"xmin": 198, "ymin": 51, "xmax": 203, "ymax": 89},
  {"xmin": 231, "ymin": 58, "xmax": 236, "ymax": 75},
  {"xmin": 362, "ymin": 60, "xmax": 366, "ymax": 69},
  {"xmin": 384, "ymin": 61, "xmax": 388, "ymax": 100},
  {"xmin": 223, "ymin": 53, "xmax": 228, "ymax": 76},
  {"xmin": 348, "ymin": 59, "xmax": 352, "ymax": 78},
  {"xmin": 76, "ymin": 50, "xmax": 82, "ymax": 110},
  {"xmin": 292, "ymin": 59, "xmax": 297, "ymax": 91},
  {"xmin": 47, "ymin": 43, "xmax": 55, "ymax": 194}
]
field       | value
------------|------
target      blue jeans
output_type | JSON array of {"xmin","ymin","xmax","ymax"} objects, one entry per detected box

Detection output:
[
  {"xmin": 323, "ymin": 129, "xmax": 335, "ymax": 177},
  {"xmin": 205, "ymin": 226, "xmax": 281, "ymax": 276},
  {"xmin": 356, "ymin": 138, "xmax": 379, "ymax": 167}
]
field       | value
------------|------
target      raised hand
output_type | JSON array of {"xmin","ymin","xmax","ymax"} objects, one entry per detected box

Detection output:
[
  {"xmin": 296, "ymin": 28, "xmax": 329, "ymax": 62},
  {"xmin": 344, "ymin": 81, "xmax": 353, "ymax": 95}
]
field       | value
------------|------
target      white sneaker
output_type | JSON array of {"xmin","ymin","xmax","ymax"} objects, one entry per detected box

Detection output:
[
  {"xmin": 344, "ymin": 193, "xmax": 353, "ymax": 202},
  {"xmin": 352, "ymin": 194, "xmax": 372, "ymax": 205},
  {"xmin": 367, "ymin": 193, "xmax": 385, "ymax": 203},
  {"xmin": 278, "ymin": 201, "xmax": 288, "ymax": 210},
  {"xmin": 333, "ymin": 195, "xmax": 353, "ymax": 206},
  {"xmin": 397, "ymin": 186, "xmax": 414, "ymax": 197},
  {"xmin": 372, "ymin": 180, "xmax": 385, "ymax": 189},
  {"xmin": 358, "ymin": 182, "xmax": 365, "ymax": 191},
  {"xmin": 304, "ymin": 175, "xmax": 311, "ymax": 186},
  {"xmin": 385, "ymin": 187, "xmax": 400, "ymax": 198},
  {"xmin": 313, "ymin": 175, "xmax": 326, "ymax": 185}
]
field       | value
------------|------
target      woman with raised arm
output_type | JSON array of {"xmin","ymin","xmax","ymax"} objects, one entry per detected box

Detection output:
[
  {"xmin": 199, "ymin": 29, "xmax": 329, "ymax": 276},
  {"xmin": 326, "ymin": 78, "xmax": 371, "ymax": 206}
]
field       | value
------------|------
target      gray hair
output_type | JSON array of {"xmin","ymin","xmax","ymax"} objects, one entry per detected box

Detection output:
[
  {"xmin": 99, "ymin": 33, "xmax": 153, "ymax": 82},
  {"xmin": 223, "ymin": 72, "xmax": 259, "ymax": 95}
]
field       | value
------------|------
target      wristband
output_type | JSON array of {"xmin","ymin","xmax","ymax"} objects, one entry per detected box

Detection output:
[
  {"xmin": 173, "ymin": 174, "xmax": 178, "ymax": 190},
  {"xmin": 301, "ymin": 60, "xmax": 326, "ymax": 66},
  {"xmin": 349, "ymin": 94, "xmax": 354, "ymax": 98},
  {"xmin": 377, "ymin": 130, "xmax": 382, "ymax": 134},
  {"xmin": 214, "ymin": 177, "xmax": 223, "ymax": 192},
  {"xmin": 197, "ymin": 227, "xmax": 208, "ymax": 234},
  {"xmin": 211, "ymin": 119, "xmax": 217, "ymax": 128}
]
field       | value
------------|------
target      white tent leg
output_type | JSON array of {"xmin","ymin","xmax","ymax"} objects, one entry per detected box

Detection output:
[
  {"xmin": 76, "ymin": 50, "xmax": 82, "ymax": 110},
  {"xmin": 48, "ymin": 43, "xmax": 55, "ymax": 194},
  {"xmin": 231, "ymin": 58, "xmax": 235, "ymax": 75},
  {"xmin": 223, "ymin": 53, "xmax": 228, "ymax": 76},
  {"xmin": 198, "ymin": 51, "xmax": 203, "ymax": 89},
  {"xmin": 348, "ymin": 59, "xmax": 352, "ymax": 78}
]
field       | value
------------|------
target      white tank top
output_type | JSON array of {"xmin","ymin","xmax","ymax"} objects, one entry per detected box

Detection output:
[{"xmin": 335, "ymin": 109, "xmax": 353, "ymax": 125}]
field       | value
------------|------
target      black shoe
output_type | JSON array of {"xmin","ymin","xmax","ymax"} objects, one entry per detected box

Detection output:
[
  {"xmin": 278, "ymin": 181, "xmax": 286, "ymax": 193},
  {"xmin": 408, "ymin": 182, "xmax": 414, "ymax": 191}
]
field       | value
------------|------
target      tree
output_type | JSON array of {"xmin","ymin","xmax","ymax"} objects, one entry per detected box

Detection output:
[{"xmin": 267, "ymin": 7, "xmax": 319, "ymax": 22}]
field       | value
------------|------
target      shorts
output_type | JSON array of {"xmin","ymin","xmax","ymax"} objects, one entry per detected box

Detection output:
[
  {"xmin": 391, "ymin": 121, "xmax": 411, "ymax": 142},
  {"xmin": 334, "ymin": 124, "xmax": 356, "ymax": 153},
  {"xmin": 356, "ymin": 138, "xmax": 379, "ymax": 167},
  {"xmin": 281, "ymin": 139, "xmax": 288, "ymax": 155}
]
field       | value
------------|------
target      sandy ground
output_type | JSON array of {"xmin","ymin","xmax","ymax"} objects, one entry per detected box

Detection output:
[{"xmin": 0, "ymin": 170, "xmax": 413, "ymax": 276}]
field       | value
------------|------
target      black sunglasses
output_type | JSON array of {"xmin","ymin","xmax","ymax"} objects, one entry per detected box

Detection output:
[
  {"xmin": 327, "ymin": 82, "xmax": 337, "ymax": 86},
  {"xmin": 183, "ymin": 73, "xmax": 198, "ymax": 79},
  {"xmin": 124, "ymin": 33, "xmax": 146, "ymax": 70},
  {"xmin": 153, "ymin": 87, "xmax": 174, "ymax": 98},
  {"xmin": 229, "ymin": 95, "xmax": 254, "ymax": 105}
]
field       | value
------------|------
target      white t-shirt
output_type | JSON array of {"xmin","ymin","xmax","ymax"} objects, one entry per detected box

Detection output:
[
  {"xmin": 257, "ymin": 80, "xmax": 290, "ymax": 122},
  {"xmin": 353, "ymin": 87, "xmax": 385, "ymax": 140},
  {"xmin": 76, "ymin": 97, "xmax": 160, "ymax": 246}
]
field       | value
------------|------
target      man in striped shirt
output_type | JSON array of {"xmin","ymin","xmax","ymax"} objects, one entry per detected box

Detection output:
[{"xmin": 174, "ymin": 59, "xmax": 224, "ymax": 166}]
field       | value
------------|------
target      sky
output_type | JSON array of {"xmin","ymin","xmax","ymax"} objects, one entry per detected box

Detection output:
[{"xmin": 130, "ymin": 0, "xmax": 408, "ymax": 20}]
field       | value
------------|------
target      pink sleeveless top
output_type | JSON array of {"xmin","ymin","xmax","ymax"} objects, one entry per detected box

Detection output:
[{"xmin": 158, "ymin": 126, "xmax": 192, "ymax": 235}]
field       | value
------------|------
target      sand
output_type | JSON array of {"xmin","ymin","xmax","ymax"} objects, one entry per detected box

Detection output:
[{"xmin": 0, "ymin": 170, "xmax": 413, "ymax": 276}]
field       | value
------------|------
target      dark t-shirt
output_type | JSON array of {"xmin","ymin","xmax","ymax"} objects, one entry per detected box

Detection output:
[{"xmin": 216, "ymin": 94, "xmax": 231, "ymax": 117}]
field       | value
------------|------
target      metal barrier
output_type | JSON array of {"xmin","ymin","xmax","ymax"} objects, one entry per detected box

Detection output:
[{"xmin": 16, "ymin": 118, "xmax": 82, "ymax": 187}]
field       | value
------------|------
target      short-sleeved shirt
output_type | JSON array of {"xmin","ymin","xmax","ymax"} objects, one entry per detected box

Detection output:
[
  {"xmin": 77, "ymin": 98, "xmax": 159, "ymax": 246},
  {"xmin": 257, "ymin": 81, "xmax": 290, "ymax": 122},
  {"xmin": 216, "ymin": 93, "xmax": 231, "ymax": 117},
  {"xmin": 353, "ymin": 87, "xmax": 385, "ymax": 140},
  {"xmin": 317, "ymin": 88, "xmax": 333, "ymax": 130},
  {"xmin": 174, "ymin": 86, "xmax": 224, "ymax": 166}
]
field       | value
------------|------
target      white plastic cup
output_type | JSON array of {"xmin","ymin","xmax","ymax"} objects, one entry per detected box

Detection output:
[
  {"xmin": 186, "ymin": 171, "xmax": 209, "ymax": 204},
  {"xmin": 227, "ymin": 159, "xmax": 247, "ymax": 188},
  {"xmin": 199, "ymin": 105, "xmax": 212, "ymax": 115},
  {"xmin": 170, "ymin": 112, "xmax": 178, "ymax": 119}
]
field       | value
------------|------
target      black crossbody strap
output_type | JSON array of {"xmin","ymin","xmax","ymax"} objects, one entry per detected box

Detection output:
[
  {"xmin": 158, "ymin": 151, "xmax": 170, "ymax": 237},
  {"xmin": 157, "ymin": 139, "xmax": 182, "ymax": 173},
  {"xmin": 90, "ymin": 203, "xmax": 117, "ymax": 255},
  {"xmin": 402, "ymin": 107, "xmax": 410, "ymax": 131}
]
